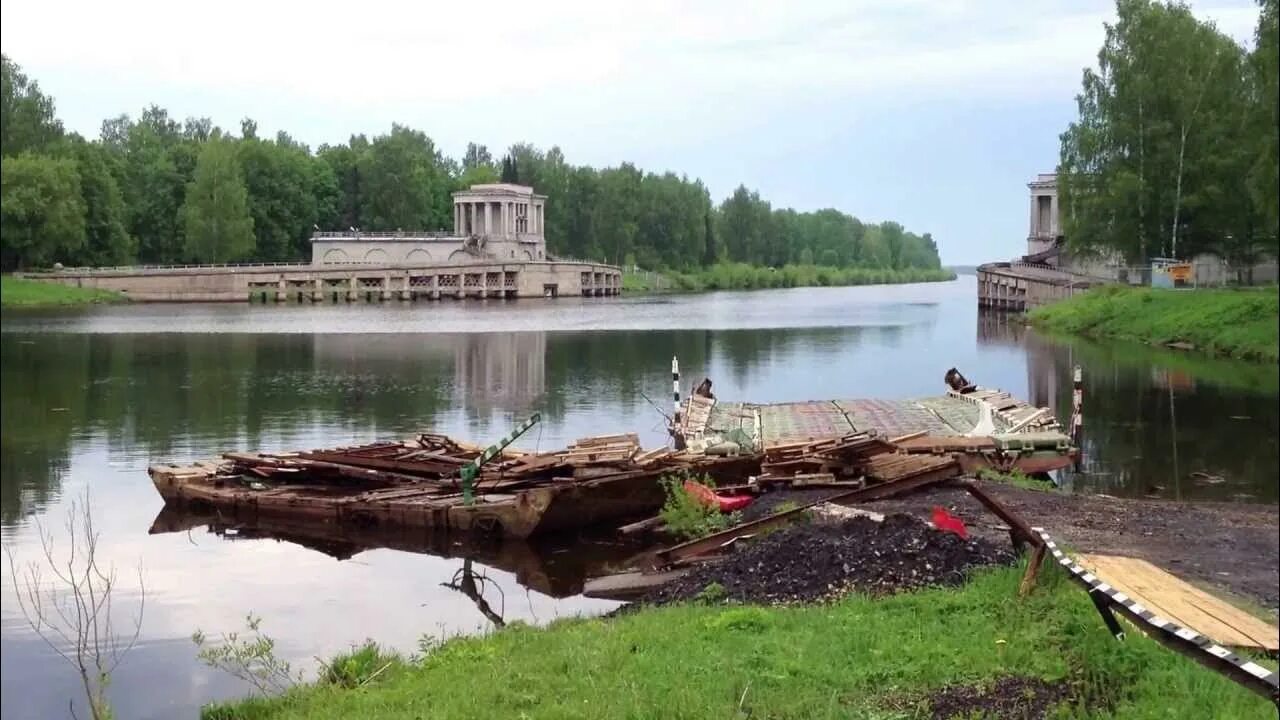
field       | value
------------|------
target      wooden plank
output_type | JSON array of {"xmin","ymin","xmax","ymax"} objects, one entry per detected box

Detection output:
[{"xmin": 1080, "ymin": 554, "xmax": 1279, "ymax": 651}]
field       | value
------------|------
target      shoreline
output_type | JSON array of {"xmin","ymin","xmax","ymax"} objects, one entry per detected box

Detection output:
[
  {"xmin": 1, "ymin": 276, "xmax": 126, "ymax": 308},
  {"xmin": 1027, "ymin": 285, "xmax": 1279, "ymax": 363},
  {"xmin": 624, "ymin": 264, "xmax": 957, "ymax": 294},
  {"xmin": 200, "ymin": 480, "xmax": 1278, "ymax": 720}
]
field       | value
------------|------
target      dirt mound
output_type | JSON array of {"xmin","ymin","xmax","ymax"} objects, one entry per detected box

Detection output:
[
  {"xmin": 926, "ymin": 676, "xmax": 1075, "ymax": 719},
  {"xmin": 646, "ymin": 513, "xmax": 1015, "ymax": 605}
]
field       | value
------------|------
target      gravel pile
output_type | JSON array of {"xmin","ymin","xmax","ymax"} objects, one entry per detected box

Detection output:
[{"xmin": 645, "ymin": 513, "xmax": 1015, "ymax": 605}]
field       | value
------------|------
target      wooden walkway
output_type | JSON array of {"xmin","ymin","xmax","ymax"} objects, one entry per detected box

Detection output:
[{"xmin": 1080, "ymin": 554, "xmax": 1279, "ymax": 652}]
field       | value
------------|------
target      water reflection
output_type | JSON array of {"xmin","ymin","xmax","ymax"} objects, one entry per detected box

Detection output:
[
  {"xmin": 2, "ymin": 283, "xmax": 1276, "ymax": 719},
  {"xmin": 147, "ymin": 504, "xmax": 640, "ymax": 600},
  {"xmin": 978, "ymin": 311, "xmax": 1279, "ymax": 502}
]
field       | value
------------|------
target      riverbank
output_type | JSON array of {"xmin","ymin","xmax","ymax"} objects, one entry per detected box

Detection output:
[
  {"xmin": 203, "ymin": 520, "xmax": 1276, "ymax": 719},
  {"xmin": 1, "ymin": 276, "xmax": 125, "ymax": 307},
  {"xmin": 625, "ymin": 263, "xmax": 956, "ymax": 293},
  {"xmin": 1027, "ymin": 285, "xmax": 1279, "ymax": 362}
]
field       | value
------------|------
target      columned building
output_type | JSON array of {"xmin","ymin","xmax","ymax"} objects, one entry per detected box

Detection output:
[{"xmin": 310, "ymin": 183, "xmax": 549, "ymax": 265}]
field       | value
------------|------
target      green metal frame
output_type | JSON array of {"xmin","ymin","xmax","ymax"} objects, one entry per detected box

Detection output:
[{"xmin": 459, "ymin": 413, "xmax": 542, "ymax": 505}]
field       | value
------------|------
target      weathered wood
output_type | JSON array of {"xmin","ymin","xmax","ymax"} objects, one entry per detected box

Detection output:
[
  {"xmin": 618, "ymin": 515, "xmax": 665, "ymax": 535},
  {"xmin": 1079, "ymin": 554, "xmax": 1279, "ymax": 651}
]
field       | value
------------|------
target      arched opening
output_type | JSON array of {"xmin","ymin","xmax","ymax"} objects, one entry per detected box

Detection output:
[
  {"xmin": 364, "ymin": 248, "xmax": 389, "ymax": 263},
  {"xmin": 406, "ymin": 248, "xmax": 432, "ymax": 264},
  {"xmin": 322, "ymin": 249, "xmax": 351, "ymax": 264}
]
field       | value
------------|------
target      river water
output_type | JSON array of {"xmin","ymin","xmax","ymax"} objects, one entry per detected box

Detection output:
[{"xmin": 2, "ymin": 276, "xmax": 1276, "ymax": 718}]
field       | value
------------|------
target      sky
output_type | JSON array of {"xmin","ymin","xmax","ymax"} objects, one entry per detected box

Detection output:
[{"xmin": 0, "ymin": 0, "xmax": 1262, "ymax": 265}]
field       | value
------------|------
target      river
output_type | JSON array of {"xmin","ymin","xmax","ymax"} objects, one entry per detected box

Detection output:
[{"xmin": 2, "ymin": 276, "xmax": 1276, "ymax": 719}]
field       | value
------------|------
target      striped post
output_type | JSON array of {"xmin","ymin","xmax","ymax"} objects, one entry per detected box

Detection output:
[
  {"xmin": 1070, "ymin": 365, "xmax": 1083, "ymax": 469},
  {"xmin": 672, "ymin": 356, "xmax": 682, "ymax": 429},
  {"xmin": 461, "ymin": 412, "xmax": 542, "ymax": 505}
]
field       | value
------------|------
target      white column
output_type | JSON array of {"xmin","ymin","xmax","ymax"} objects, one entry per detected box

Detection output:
[
  {"xmin": 1049, "ymin": 193, "xmax": 1059, "ymax": 238},
  {"xmin": 1028, "ymin": 193, "xmax": 1038, "ymax": 238},
  {"xmin": 454, "ymin": 204, "xmax": 461, "ymax": 234}
]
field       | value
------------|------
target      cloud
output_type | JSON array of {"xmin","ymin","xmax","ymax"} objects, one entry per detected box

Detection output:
[{"xmin": 0, "ymin": 0, "xmax": 1261, "ymax": 263}]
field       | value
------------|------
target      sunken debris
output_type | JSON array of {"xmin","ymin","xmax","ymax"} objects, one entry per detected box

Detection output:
[{"xmin": 644, "ymin": 513, "xmax": 1015, "ymax": 605}]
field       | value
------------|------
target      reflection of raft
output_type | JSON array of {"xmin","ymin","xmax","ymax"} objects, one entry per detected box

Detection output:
[
  {"xmin": 148, "ymin": 433, "xmax": 761, "ymax": 540},
  {"xmin": 678, "ymin": 385, "xmax": 1075, "ymax": 475},
  {"xmin": 148, "ymin": 504, "xmax": 638, "ymax": 597}
]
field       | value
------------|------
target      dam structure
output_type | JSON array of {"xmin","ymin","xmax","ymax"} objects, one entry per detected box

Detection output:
[{"xmin": 22, "ymin": 183, "xmax": 621, "ymax": 303}]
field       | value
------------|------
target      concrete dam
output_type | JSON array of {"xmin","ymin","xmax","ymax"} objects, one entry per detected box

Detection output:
[{"xmin": 20, "ymin": 182, "xmax": 622, "ymax": 303}]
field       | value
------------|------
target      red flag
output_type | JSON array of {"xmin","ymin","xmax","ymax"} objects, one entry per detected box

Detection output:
[{"xmin": 931, "ymin": 506, "xmax": 968, "ymax": 539}]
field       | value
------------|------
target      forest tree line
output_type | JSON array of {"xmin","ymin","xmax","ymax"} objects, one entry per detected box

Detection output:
[
  {"xmin": 1058, "ymin": 0, "xmax": 1279, "ymax": 272},
  {"xmin": 1, "ymin": 55, "xmax": 942, "ymax": 273}
]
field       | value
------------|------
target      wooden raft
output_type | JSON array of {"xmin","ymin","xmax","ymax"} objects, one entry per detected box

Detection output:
[{"xmin": 1079, "ymin": 554, "xmax": 1279, "ymax": 652}]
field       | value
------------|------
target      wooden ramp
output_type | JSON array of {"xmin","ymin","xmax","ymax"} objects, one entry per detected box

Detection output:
[{"xmin": 1079, "ymin": 554, "xmax": 1279, "ymax": 652}]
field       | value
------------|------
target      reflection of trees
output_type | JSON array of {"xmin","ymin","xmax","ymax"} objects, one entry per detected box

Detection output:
[
  {"xmin": 441, "ymin": 560, "xmax": 505, "ymax": 628},
  {"xmin": 978, "ymin": 317, "xmax": 1279, "ymax": 502},
  {"xmin": 3, "ymin": 324, "xmax": 935, "ymax": 526}
]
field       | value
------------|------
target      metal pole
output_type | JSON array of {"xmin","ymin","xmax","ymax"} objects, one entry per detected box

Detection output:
[
  {"xmin": 1071, "ymin": 365, "xmax": 1084, "ymax": 470},
  {"xmin": 672, "ymin": 356, "xmax": 681, "ymax": 428}
]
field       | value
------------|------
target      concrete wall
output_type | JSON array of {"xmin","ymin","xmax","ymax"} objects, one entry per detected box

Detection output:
[
  {"xmin": 312, "ymin": 236, "xmax": 547, "ymax": 265},
  {"xmin": 977, "ymin": 262, "xmax": 1092, "ymax": 311},
  {"xmin": 24, "ymin": 261, "xmax": 621, "ymax": 302}
]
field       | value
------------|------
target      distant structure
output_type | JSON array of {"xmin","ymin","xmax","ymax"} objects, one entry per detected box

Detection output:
[
  {"xmin": 310, "ymin": 183, "xmax": 549, "ymax": 265},
  {"xmin": 1025, "ymin": 173, "xmax": 1062, "ymax": 262},
  {"xmin": 24, "ymin": 182, "xmax": 619, "ymax": 301}
]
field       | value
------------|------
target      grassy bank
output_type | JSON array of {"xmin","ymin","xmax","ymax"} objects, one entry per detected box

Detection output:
[
  {"xmin": 202, "ymin": 564, "xmax": 1274, "ymax": 719},
  {"xmin": 1029, "ymin": 285, "xmax": 1279, "ymax": 362},
  {"xmin": 1, "ymin": 276, "xmax": 124, "ymax": 307},
  {"xmin": 625, "ymin": 263, "xmax": 956, "ymax": 294}
]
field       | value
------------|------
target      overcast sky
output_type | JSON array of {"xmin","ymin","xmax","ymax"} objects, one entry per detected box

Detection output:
[{"xmin": 1, "ymin": 0, "xmax": 1261, "ymax": 264}]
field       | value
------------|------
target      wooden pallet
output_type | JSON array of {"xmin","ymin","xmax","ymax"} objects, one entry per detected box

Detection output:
[{"xmin": 1079, "ymin": 554, "xmax": 1279, "ymax": 651}]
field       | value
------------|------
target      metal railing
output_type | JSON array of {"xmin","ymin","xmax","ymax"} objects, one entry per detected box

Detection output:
[
  {"xmin": 311, "ymin": 231, "xmax": 455, "ymax": 239},
  {"xmin": 25, "ymin": 261, "xmax": 321, "ymax": 274}
]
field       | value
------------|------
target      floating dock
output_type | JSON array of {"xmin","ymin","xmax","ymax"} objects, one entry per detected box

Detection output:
[{"xmin": 677, "ymin": 383, "xmax": 1075, "ymax": 475}]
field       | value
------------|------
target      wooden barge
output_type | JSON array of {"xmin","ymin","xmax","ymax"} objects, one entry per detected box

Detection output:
[
  {"xmin": 676, "ymin": 381, "xmax": 1076, "ymax": 475},
  {"xmin": 149, "ymin": 369, "xmax": 1074, "ymax": 542},
  {"xmin": 149, "ymin": 433, "xmax": 760, "ymax": 540}
]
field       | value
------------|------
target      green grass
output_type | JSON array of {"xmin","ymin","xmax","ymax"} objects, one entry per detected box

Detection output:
[
  {"xmin": 199, "ymin": 563, "xmax": 1276, "ymax": 719},
  {"xmin": 624, "ymin": 263, "xmax": 956, "ymax": 294},
  {"xmin": 1028, "ymin": 285, "xmax": 1279, "ymax": 363},
  {"xmin": 1, "ymin": 276, "xmax": 125, "ymax": 307}
]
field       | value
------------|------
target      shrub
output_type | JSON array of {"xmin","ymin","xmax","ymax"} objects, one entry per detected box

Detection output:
[{"xmin": 659, "ymin": 472, "xmax": 742, "ymax": 540}]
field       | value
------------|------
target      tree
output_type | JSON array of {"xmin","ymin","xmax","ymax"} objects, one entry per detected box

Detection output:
[
  {"xmin": 239, "ymin": 137, "xmax": 318, "ymax": 260},
  {"xmin": 1059, "ymin": 0, "xmax": 1256, "ymax": 263},
  {"xmin": 463, "ymin": 142, "xmax": 493, "ymax": 170},
  {"xmin": 318, "ymin": 138, "xmax": 365, "ymax": 230},
  {"xmin": 500, "ymin": 153, "xmax": 520, "ymax": 184},
  {"xmin": 360, "ymin": 125, "xmax": 451, "ymax": 231},
  {"xmin": 0, "ymin": 153, "xmax": 86, "ymax": 269},
  {"xmin": 6, "ymin": 491, "xmax": 145, "ymax": 720},
  {"xmin": 68, "ymin": 138, "xmax": 134, "ymax": 266},
  {"xmin": 1248, "ymin": 0, "xmax": 1279, "ymax": 238},
  {"xmin": 1, "ymin": 55, "xmax": 64, "ymax": 157},
  {"xmin": 182, "ymin": 137, "xmax": 255, "ymax": 262}
]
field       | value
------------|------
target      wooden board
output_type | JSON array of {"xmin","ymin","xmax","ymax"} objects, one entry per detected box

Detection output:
[{"xmin": 1079, "ymin": 554, "xmax": 1279, "ymax": 651}]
